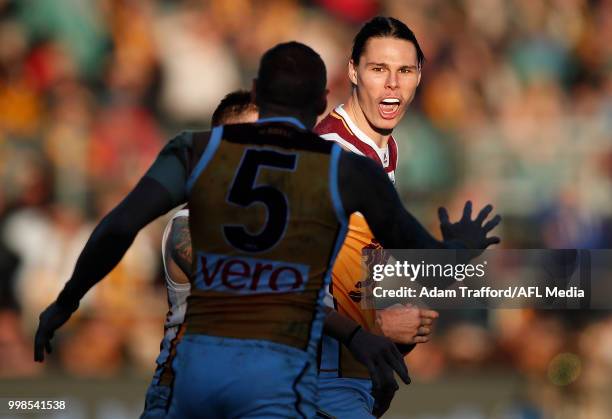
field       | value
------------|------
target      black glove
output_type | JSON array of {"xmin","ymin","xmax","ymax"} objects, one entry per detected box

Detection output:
[
  {"xmin": 34, "ymin": 302, "xmax": 74, "ymax": 362},
  {"xmin": 345, "ymin": 327, "xmax": 411, "ymax": 417},
  {"xmin": 439, "ymin": 201, "xmax": 501, "ymax": 251},
  {"xmin": 396, "ymin": 342, "xmax": 417, "ymax": 356},
  {"xmin": 372, "ymin": 395, "xmax": 393, "ymax": 418}
]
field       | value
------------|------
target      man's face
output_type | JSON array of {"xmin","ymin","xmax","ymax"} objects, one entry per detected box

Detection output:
[{"xmin": 349, "ymin": 37, "xmax": 421, "ymax": 132}]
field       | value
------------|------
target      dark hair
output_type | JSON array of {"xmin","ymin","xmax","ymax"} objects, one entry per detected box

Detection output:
[
  {"xmin": 351, "ymin": 17, "xmax": 424, "ymax": 68},
  {"xmin": 256, "ymin": 41, "xmax": 326, "ymax": 111},
  {"xmin": 211, "ymin": 90, "xmax": 257, "ymax": 126}
]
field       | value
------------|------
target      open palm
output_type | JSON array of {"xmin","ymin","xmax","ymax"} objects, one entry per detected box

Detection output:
[{"xmin": 438, "ymin": 201, "xmax": 501, "ymax": 250}]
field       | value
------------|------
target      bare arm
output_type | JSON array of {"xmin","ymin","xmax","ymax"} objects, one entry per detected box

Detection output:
[{"xmin": 166, "ymin": 215, "xmax": 192, "ymax": 282}]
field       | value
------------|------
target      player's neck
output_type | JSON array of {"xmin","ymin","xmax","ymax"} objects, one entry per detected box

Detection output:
[
  {"xmin": 259, "ymin": 106, "xmax": 316, "ymax": 129},
  {"xmin": 345, "ymin": 94, "xmax": 392, "ymax": 149}
]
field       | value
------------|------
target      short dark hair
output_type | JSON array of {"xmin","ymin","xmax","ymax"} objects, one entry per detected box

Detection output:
[
  {"xmin": 256, "ymin": 41, "xmax": 326, "ymax": 111},
  {"xmin": 211, "ymin": 90, "xmax": 257, "ymax": 126},
  {"xmin": 351, "ymin": 17, "xmax": 425, "ymax": 68}
]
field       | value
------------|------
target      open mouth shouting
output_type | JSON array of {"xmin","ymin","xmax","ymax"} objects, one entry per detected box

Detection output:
[{"xmin": 379, "ymin": 98, "xmax": 401, "ymax": 120}]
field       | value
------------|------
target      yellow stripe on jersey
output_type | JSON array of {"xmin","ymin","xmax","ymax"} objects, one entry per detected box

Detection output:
[
  {"xmin": 330, "ymin": 111, "xmax": 357, "ymax": 139},
  {"xmin": 330, "ymin": 213, "xmax": 384, "ymax": 378}
]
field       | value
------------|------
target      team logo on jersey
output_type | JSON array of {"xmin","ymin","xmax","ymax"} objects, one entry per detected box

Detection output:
[
  {"xmin": 193, "ymin": 251, "xmax": 309, "ymax": 294},
  {"xmin": 348, "ymin": 239, "xmax": 388, "ymax": 303},
  {"xmin": 348, "ymin": 289, "xmax": 362, "ymax": 303}
]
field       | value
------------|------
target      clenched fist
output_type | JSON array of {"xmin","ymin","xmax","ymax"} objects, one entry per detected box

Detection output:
[{"xmin": 376, "ymin": 304, "xmax": 439, "ymax": 345}]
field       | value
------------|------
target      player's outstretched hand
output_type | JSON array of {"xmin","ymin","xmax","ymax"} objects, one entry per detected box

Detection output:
[
  {"xmin": 34, "ymin": 302, "xmax": 73, "ymax": 362},
  {"xmin": 346, "ymin": 328, "xmax": 410, "ymax": 417},
  {"xmin": 438, "ymin": 201, "xmax": 501, "ymax": 250}
]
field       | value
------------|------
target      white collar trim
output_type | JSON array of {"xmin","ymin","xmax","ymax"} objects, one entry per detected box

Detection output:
[{"xmin": 335, "ymin": 104, "xmax": 391, "ymax": 164}]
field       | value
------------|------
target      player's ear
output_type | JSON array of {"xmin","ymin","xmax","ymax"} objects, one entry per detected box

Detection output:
[
  {"xmin": 348, "ymin": 59, "xmax": 358, "ymax": 86},
  {"xmin": 416, "ymin": 68, "xmax": 422, "ymax": 87}
]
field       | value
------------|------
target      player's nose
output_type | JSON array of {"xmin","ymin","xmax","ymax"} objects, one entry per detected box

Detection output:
[{"xmin": 385, "ymin": 72, "xmax": 399, "ymax": 89}]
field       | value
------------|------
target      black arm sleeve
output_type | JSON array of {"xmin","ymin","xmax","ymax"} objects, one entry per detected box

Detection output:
[
  {"xmin": 55, "ymin": 133, "xmax": 195, "ymax": 311},
  {"xmin": 56, "ymin": 177, "xmax": 179, "ymax": 312},
  {"xmin": 337, "ymin": 151, "xmax": 445, "ymax": 250},
  {"xmin": 322, "ymin": 307, "xmax": 361, "ymax": 344}
]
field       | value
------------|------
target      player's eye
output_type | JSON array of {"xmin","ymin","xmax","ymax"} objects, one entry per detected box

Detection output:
[{"xmin": 371, "ymin": 67, "xmax": 384, "ymax": 72}]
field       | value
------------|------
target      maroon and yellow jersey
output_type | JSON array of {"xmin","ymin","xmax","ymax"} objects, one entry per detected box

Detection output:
[
  {"xmin": 315, "ymin": 105, "xmax": 399, "ymax": 378},
  {"xmin": 316, "ymin": 104, "xmax": 398, "ymax": 183},
  {"xmin": 185, "ymin": 119, "xmax": 347, "ymax": 352}
]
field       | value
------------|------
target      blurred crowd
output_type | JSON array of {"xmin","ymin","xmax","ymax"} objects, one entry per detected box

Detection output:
[{"xmin": 0, "ymin": 0, "xmax": 610, "ymax": 416}]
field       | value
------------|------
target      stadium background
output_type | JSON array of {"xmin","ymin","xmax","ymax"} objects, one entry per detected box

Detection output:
[{"xmin": 0, "ymin": 0, "xmax": 610, "ymax": 417}]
